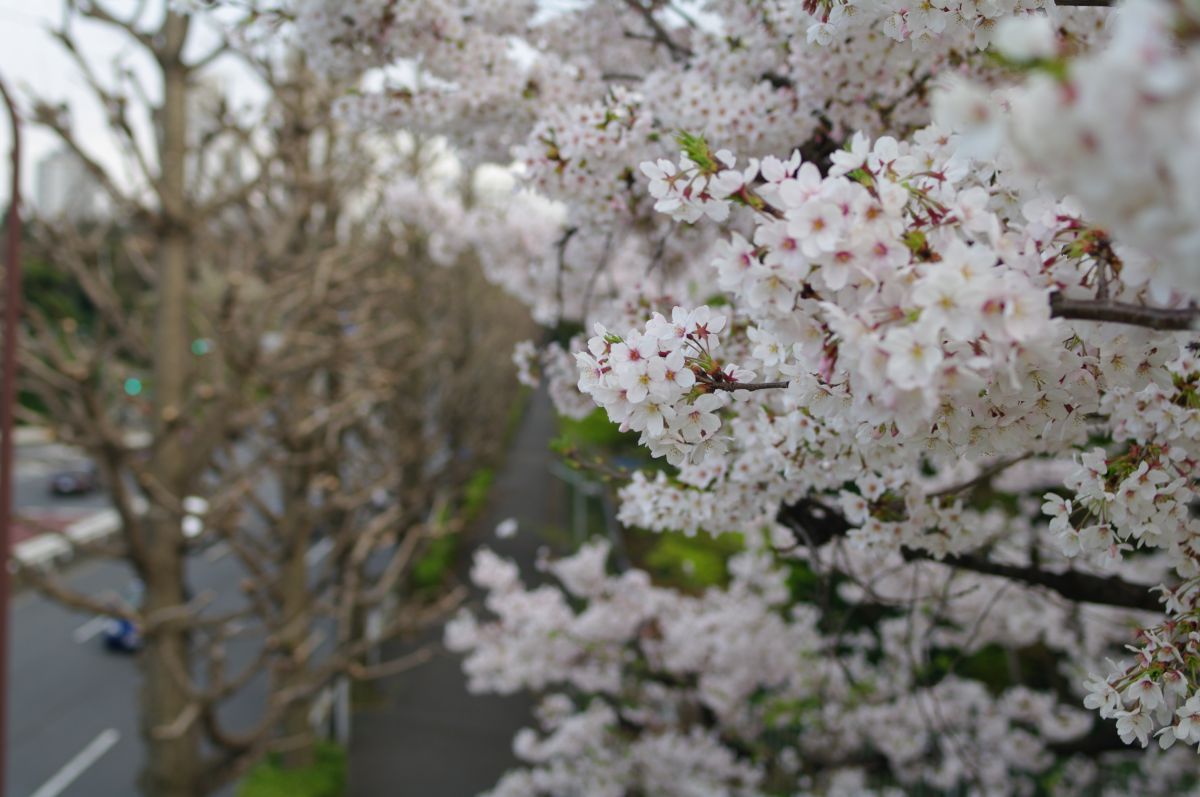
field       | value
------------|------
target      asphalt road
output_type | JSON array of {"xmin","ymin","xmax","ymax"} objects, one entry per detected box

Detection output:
[
  {"xmin": 3, "ymin": 434, "xmax": 337, "ymax": 797},
  {"xmin": 3, "ymin": 537, "xmax": 284, "ymax": 797},
  {"xmin": 11, "ymin": 443, "xmax": 108, "ymax": 546},
  {"xmin": 7, "ymin": 557, "xmax": 143, "ymax": 797},
  {"xmin": 13, "ymin": 442, "xmax": 107, "ymax": 514},
  {"xmin": 348, "ymin": 389, "xmax": 566, "ymax": 797}
]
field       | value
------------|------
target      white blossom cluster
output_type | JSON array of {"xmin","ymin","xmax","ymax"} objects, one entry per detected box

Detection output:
[
  {"xmin": 447, "ymin": 541, "xmax": 1195, "ymax": 795},
  {"xmin": 610, "ymin": 126, "xmax": 1181, "ymax": 560},
  {"xmin": 1082, "ymin": 573, "xmax": 1200, "ymax": 752},
  {"xmin": 287, "ymin": 0, "xmax": 1200, "ymax": 790},
  {"xmin": 951, "ymin": 1, "xmax": 1200, "ymax": 299},
  {"xmin": 577, "ymin": 306, "xmax": 748, "ymax": 466},
  {"xmin": 803, "ymin": 0, "xmax": 1066, "ymax": 50}
]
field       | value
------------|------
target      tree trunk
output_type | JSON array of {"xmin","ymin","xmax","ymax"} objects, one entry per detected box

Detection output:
[
  {"xmin": 277, "ymin": 452, "xmax": 318, "ymax": 769},
  {"xmin": 138, "ymin": 523, "xmax": 200, "ymax": 797},
  {"xmin": 138, "ymin": 12, "xmax": 203, "ymax": 797}
]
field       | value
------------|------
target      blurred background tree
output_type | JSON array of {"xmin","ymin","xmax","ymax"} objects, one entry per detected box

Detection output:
[{"xmin": 11, "ymin": 2, "xmax": 535, "ymax": 795}]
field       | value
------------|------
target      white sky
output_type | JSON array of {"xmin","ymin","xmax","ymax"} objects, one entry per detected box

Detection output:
[
  {"xmin": 0, "ymin": 0, "xmax": 261, "ymax": 206},
  {"xmin": 0, "ymin": 0, "xmax": 705, "ymax": 209}
]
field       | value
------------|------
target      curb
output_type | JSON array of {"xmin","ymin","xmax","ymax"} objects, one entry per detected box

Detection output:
[
  {"xmin": 12, "ymin": 427, "xmax": 53, "ymax": 447},
  {"xmin": 10, "ymin": 497, "xmax": 148, "ymax": 574}
]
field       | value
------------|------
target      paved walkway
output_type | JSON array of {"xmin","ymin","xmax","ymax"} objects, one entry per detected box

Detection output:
[{"xmin": 348, "ymin": 390, "xmax": 566, "ymax": 797}]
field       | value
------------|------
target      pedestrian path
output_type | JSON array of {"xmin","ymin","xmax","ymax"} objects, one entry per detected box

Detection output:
[{"xmin": 348, "ymin": 390, "xmax": 566, "ymax": 797}]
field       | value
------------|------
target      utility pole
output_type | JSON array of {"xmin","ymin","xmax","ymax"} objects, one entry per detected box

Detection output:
[{"xmin": 0, "ymin": 75, "xmax": 24, "ymax": 797}]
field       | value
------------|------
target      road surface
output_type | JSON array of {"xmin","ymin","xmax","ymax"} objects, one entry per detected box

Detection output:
[
  {"xmin": 4, "ymin": 439, "xmax": 335, "ymax": 797},
  {"xmin": 349, "ymin": 389, "xmax": 566, "ymax": 797},
  {"xmin": 5, "ymin": 548, "xmax": 271, "ymax": 797}
]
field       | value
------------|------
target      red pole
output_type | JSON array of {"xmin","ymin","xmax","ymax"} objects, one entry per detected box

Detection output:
[{"xmin": 0, "ymin": 77, "xmax": 22, "ymax": 797}]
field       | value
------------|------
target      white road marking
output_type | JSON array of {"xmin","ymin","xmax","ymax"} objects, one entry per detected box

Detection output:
[
  {"xmin": 305, "ymin": 537, "xmax": 334, "ymax": 567},
  {"xmin": 29, "ymin": 728, "xmax": 120, "ymax": 797},
  {"xmin": 203, "ymin": 541, "xmax": 231, "ymax": 563},
  {"xmin": 71, "ymin": 615, "xmax": 111, "ymax": 645}
]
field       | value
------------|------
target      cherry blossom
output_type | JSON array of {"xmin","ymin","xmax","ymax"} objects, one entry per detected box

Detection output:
[{"xmin": 285, "ymin": 0, "xmax": 1200, "ymax": 790}]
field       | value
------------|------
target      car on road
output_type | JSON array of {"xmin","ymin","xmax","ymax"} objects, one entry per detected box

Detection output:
[
  {"xmin": 102, "ymin": 580, "xmax": 143, "ymax": 653},
  {"xmin": 48, "ymin": 462, "xmax": 100, "ymax": 496}
]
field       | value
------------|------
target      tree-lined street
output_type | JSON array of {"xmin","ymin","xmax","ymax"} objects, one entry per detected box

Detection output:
[
  {"xmin": 7, "ymin": 510, "xmax": 346, "ymax": 797},
  {"xmin": 10, "ymin": 0, "xmax": 1200, "ymax": 795}
]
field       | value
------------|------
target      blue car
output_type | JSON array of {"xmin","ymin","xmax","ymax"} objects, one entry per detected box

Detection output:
[
  {"xmin": 102, "ymin": 581, "xmax": 143, "ymax": 653},
  {"xmin": 102, "ymin": 617, "xmax": 141, "ymax": 653}
]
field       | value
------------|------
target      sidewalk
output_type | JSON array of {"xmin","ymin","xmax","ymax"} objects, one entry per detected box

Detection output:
[{"xmin": 348, "ymin": 390, "xmax": 567, "ymax": 797}]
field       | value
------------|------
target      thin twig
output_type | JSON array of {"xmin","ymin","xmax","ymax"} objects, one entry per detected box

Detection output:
[
  {"xmin": 621, "ymin": 0, "xmax": 692, "ymax": 61},
  {"xmin": 699, "ymin": 377, "xmax": 790, "ymax": 393}
]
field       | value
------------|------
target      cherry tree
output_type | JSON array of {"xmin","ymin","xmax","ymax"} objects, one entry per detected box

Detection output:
[{"xmin": 287, "ymin": 0, "xmax": 1200, "ymax": 793}]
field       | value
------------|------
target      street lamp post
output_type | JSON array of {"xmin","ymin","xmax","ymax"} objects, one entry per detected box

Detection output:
[{"xmin": 0, "ymin": 76, "xmax": 24, "ymax": 797}]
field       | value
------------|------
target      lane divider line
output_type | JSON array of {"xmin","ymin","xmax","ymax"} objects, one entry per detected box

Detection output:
[
  {"xmin": 71, "ymin": 615, "xmax": 110, "ymax": 645},
  {"xmin": 305, "ymin": 537, "xmax": 334, "ymax": 568},
  {"xmin": 203, "ymin": 541, "xmax": 231, "ymax": 563},
  {"xmin": 29, "ymin": 728, "xmax": 120, "ymax": 797}
]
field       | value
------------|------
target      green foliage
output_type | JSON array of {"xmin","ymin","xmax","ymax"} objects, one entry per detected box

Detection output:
[
  {"xmin": 902, "ymin": 229, "xmax": 930, "ymax": 258},
  {"xmin": 23, "ymin": 255, "xmax": 94, "ymax": 326},
  {"xmin": 674, "ymin": 130, "xmax": 717, "ymax": 173},
  {"xmin": 554, "ymin": 408, "xmax": 631, "ymax": 451},
  {"xmin": 410, "ymin": 533, "xmax": 459, "ymax": 591},
  {"xmin": 638, "ymin": 530, "xmax": 744, "ymax": 590},
  {"xmin": 461, "ymin": 467, "xmax": 495, "ymax": 522},
  {"xmin": 785, "ymin": 561, "xmax": 821, "ymax": 603},
  {"xmin": 409, "ymin": 467, "xmax": 496, "ymax": 592},
  {"xmin": 19, "ymin": 255, "xmax": 95, "ymax": 418},
  {"xmin": 237, "ymin": 741, "xmax": 346, "ymax": 797},
  {"xmin": 548, "ymin": 319, "xmax": 586, "ymax": 346},
  {"xmin": 916, "ymin": 644, "xmax": 1012, "ymax": 691}
]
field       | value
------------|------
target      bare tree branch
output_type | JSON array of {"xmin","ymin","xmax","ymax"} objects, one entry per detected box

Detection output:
[
  {"xmin": 1050, "ymin": 292, "xmax": 1198, "ymax": 331},
  {"xmin": 777, "ymin": 497, "xmax": 1162, "ymax": 612},
  {"xmin": 621, "ymin": 0, "xmax": 692, "ymax": 61}
]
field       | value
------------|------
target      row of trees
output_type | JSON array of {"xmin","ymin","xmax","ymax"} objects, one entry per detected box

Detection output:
[{"xmin": 10, "ymin": 2, "xmax": 533, "ymax": 795}]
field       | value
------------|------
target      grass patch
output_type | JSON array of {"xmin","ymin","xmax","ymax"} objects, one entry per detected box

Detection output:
[
  {"xmin": 461, "ymin": 467, "xmax": 495, "ymax": 522},
  {"xmin": 408, "ymin": 466, "xmax": 497, "ymax": 593},
  {"xmin": 237, "ymin": 741, "xmax": 346, "ymax": 797},
  {"xmin": 410, "ymin": 533, "xmax": 460, "ymax": 591},
  {"xmin": 553, "ymin": 409, "xmax": 637, "ymax": 454}
]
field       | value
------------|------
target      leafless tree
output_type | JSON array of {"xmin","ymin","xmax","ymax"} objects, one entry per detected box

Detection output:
[{"xmin": 12, "ymin": 3, "xmax": 533, "ymax": 794}]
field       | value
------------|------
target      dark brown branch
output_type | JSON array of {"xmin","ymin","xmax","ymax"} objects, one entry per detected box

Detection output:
[
  {"xmin": 777, "ymin": 498, "xmax": 1163, "ymax": 613},
  {"xmin": 601, "ymin": 72, "xmax": 644, "ymax": 82},
  {"xmin": 907, "ymin": 550, "xmax": 1162, "ymax": 613},
  {"xmin": 14, "ymin": 564, "xmax": 140, "ymax": 622},
  {"xmin": 777, "ymin": 498, "xmax": 851, "ymax": 547},
  {"xmin": 621, "ymin": 0, "xmax": 692, "ymax": 61},
  {"xmin": 1048, "ymin": 723, "xmax": 1130, "ymax": 757},
  {"xmin": 700, "ymin": 378, "xmax": 790, "ymax": 393},
  {"xmin": 1050, "ymin": 293, "xmax": 1198, "ymax": 331},
  {"xmin": 762, "ymin": 71, "xmax": 793, "ymax": 89},
  {"xmin": 71, "ymin": 0, "xmax": 155, "ymax": 53}
]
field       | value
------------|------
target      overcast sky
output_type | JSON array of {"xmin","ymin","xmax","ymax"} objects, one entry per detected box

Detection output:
[{"xmin": 0, "ymin": 0, "xmax": 260, "ymax": 206}]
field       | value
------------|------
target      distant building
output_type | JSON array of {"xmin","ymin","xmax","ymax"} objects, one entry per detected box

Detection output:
[{"xmin": 33, "ymin": 148, "xmax": 103, "ymax": 220}]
